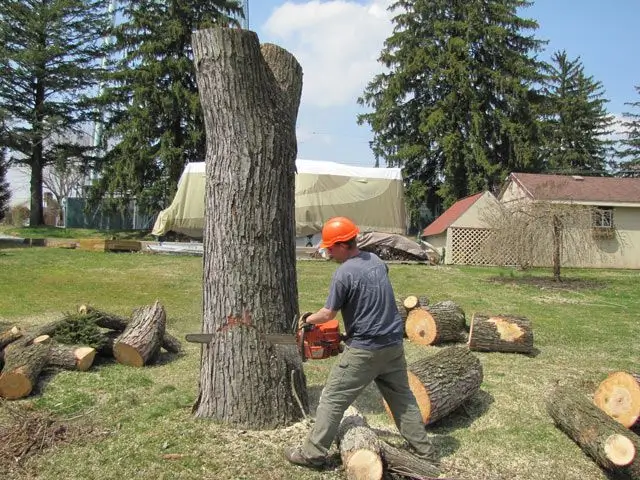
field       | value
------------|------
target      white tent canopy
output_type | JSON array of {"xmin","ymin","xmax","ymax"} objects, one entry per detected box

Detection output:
[{"xmin": 152, "ymin": 159, "xmax": 407, "ymax": 238}]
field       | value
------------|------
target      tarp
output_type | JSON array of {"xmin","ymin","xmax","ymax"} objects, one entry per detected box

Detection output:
[{"xmin": 151, "ymin": 159, "xmax": 407, "ymax": 238}]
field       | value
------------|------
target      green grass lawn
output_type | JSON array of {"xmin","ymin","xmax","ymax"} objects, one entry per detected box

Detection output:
[
  {"xmin": 0, "ymin": 224, "xmax": 155, "ymax": 240},
  {"xmin": 0, "ymin": 247, "xmax": 639, "ymax": 479}
]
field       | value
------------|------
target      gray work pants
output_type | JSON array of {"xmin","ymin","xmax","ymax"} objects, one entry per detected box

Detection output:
[{"xmin": 302, "ymin": 343, "xmax": 432, "ymax": 458}]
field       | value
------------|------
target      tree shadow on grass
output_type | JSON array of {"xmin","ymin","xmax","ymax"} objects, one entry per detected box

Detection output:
[{"xmin": 429, "ymin": 390, "xmax": 494, "ymax": 434}]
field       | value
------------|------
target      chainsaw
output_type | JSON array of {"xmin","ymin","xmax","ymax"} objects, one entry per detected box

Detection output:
[
  {"xmin": 185, "ymin": 312, "xmax": 343, "ymax": 362},
  {"xmin": 293, "ymin": 312, "xmax": 343, "ymax": 362}
]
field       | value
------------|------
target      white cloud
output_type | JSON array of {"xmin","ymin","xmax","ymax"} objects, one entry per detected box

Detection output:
[{"xmin": 263, "ymin": 0, "xmax": 394, "ymax": 108}]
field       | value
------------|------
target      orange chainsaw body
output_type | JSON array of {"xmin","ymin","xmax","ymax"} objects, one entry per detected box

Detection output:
[{"xmin": 298, "ymin": 319, "xmax": 342, "ymax": 360}]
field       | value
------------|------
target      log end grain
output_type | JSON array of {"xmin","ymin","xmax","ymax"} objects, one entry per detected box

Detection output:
[
  {"xmin": 383, "ymin": 370, "xmax": 431, "ymax": 424},
  {"xmin": 113, "ymin": 343, "xmax": 144, "ymax": 367},
  {"xmin": 75, "ymin": 347, "xmax": 97, "ymax": 371},
  {"xmin": 594, "ymin": 372, "xmax": 640, "ymax": 428},
  {"xmin": 345, "ymin": 449, "xmax": 383, "ymax": 480},
  {"xmin": 405, "ymin": 309, "xmax": 436, "ymax": 345},
  {"xmin": 604, "ymin": 434, "xmax": 636, "ymax": 466},
  {"xmin": 0, "ymin": 372, "xmax": 33, "ymax": 399},
  {"xmin": 32, "ymin": 335, "xmax": 51, "ymax": 345}
]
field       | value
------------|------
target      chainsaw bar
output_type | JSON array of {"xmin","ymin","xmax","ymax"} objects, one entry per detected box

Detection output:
[{"xmin": 185, "ymin": 333, "xmax": 297, "ymax": 346}]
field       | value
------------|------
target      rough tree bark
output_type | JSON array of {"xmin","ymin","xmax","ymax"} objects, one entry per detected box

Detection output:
[
  {"xmin": 337, "ymin": 406, "xmax": 383, "ymax": 480},
  {"xmin": 113, "ymin": 301, "xmax": 166, "ymax": 367},
  {"xmin": 191, "ymin": 27, "xmax": 307, "ymax": 429},
  {"xmin": 547, "ymin": 384, "xmax": 640, "ymax": 477},
  {"xmin": 468, "ymin": 313, "xmax": 533, "ymax": 354}
]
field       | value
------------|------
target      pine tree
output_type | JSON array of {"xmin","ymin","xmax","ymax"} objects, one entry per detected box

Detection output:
[
  {"xmin": 539, "ymin": 51, "xmax": 614, "ymax": 175},
  {"xmin": 90, "ymin": 0, "xmax": 242, "ymax": 214},
  {"xmin": 358, "ymin": 0, "xmax": 546, "ymax": 218},
  {"xmin": 617, "ymin": 85, "xmax": 640, "ymax": 177},
  {"xmin": 0, "ymin": 0, "xmax": 113, "ymax": 225}
]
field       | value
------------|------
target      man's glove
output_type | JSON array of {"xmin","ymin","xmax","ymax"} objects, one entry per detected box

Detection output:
[{"xmin": 298, "ymin": 311, "xmax": 313, "ymax": 330}]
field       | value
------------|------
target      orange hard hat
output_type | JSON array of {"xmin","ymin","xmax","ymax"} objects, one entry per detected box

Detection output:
[{"xmin": 319, "ymin": 217, "xmax": 360, "ymax": 249}]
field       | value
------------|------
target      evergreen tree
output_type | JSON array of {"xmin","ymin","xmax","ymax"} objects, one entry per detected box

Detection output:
[
  {"xmin": 539, "ymin": 51, "xmax": 614, "ymax": 175},
  {"xmin": 617, "ymin": 85, "xmax": 640, "ymax": 177},
  {"xmin": 0, "ymin": 146, "xmax": 10, "ymax": 222},
  {"xmin": 91, "ymin": 0, "xmax": 242, "ymax": 214},
  {"xmin": 0, "ymin": 0, "xmax": 113, "ymax": 225},
  {"xmin": 358, "ymin": 0, "xmax": 546, "ymax": 217}
]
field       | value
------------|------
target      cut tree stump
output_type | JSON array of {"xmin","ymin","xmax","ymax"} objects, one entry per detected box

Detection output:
[
  {"xmin": 79, "ymin": 304, "xmax": 182, "ymax": 353},
  {"xmin": 0, "ymin": 342, "xmax": 51, "ymax": 399},
  {"xmin": 113, "ymin": 301, "xmax": 166, "ymax": 367},
  {"xmin": 405, "ymin": 301, "xmax": 466, "ymax": 345},
  {"xmin": 547, "ymin": 384, "xmax": 640, "ymax": 477},
  {"xmin": 0, "ymin": 326, "xmax": 22, "ymax": 350},
  {"xmin": 48, "ymin": 343, "xmax": 96, "ymax": 371},
  {"xmin": 594, "ymin": 372, "xmax": 640, "ymax": 430},
  {"xmin": 468, "ymin": 313, "xmax": 533, "ymax": 354},
  {"xmin": 384, "ymin": 346, "xmax": 483, "ymax": 425},
  {"xmin": 337, "ymin": 406, "xmax": 383, "ymax": 480}
]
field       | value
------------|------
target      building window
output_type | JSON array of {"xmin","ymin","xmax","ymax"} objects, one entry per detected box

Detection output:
[{"xmin": 592, "ymin": 207, "xmax": 614, "ymax": 239}]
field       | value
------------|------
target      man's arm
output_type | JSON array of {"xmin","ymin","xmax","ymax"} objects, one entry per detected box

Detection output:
[{"xmin": 305, "ymin": 307, "xmax": 337, "ymax": 325}]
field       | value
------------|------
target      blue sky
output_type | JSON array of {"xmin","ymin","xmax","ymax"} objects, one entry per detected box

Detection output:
[
  {"xmin": 251, "ymin": 0, "xmax": 640, "ymax": 167},
  {"xmin": 8, "ymin": 0, "xmax": 640, "ymax": 204}
]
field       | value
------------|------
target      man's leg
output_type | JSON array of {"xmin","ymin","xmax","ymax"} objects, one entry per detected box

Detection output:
[
  {"xmin": 374, "ymin": 346, "xmax": 435, "ymax": 458},
  {"xmin": 302, "ymin": 346, "xmax": 377, "ymax": 458}
]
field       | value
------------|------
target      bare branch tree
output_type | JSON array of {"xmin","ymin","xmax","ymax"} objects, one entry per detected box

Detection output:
[
  {"xmin": 480, "ymin": 199, "xmax": 612, "ymax": 281},
  {"xmin": 41, "ymin": 162, "xmax": 85, "ymax": 225}
]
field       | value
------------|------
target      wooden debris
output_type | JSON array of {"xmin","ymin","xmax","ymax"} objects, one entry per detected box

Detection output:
[
  {"xmin": 380, "ymin": 441, "xmax": 441, "ymax": 479},
  {"xmin": 113, "ymin": 301, "xmax": 166, "ymax": 367},
  {"xmin": 0, "ymin": 326, "xmax": 22, "ymax": 350},
  {"xmin": 403, "ymin": 295, "xmax": 429, "ymax": 311},
  {"xmin": 405, "ymin": 301, "xmax": 466, "ymax": 346},
  {"xmin": 547, "ymin": 384, "xmax": 640, "ymax": 477},
  {"xmin": 468, "ymin": 313, "xmax": 534, "ymax": 354},
  {"xmin": 79, "ymin": 304, "xmax": 182, "ymax": 353},
  {"xmin": 48, "ymin": 343, "xmax": 96, "ymax": 371},
  {"xmin": 594, "ymin": 372, "xmax": 640, "ymax": 430},
  {"xmin": 0, "ymin": 342, "xmax": 51, "ymax": 399},
  {"xmin": 337, "ymin": 406, "xmax": 383, "ymax": 480},
  {"xmin": 384, "ymin": 346, "xmax": 483, "ymax": 425}
]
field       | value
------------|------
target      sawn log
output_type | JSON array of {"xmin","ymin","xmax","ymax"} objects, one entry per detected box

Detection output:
[
  {"xmin": 337, "ymin": 406, "xmax": 383, "ymax": 480},
  {"xmin": 405, "ymin": 301, "xmax": 466, "ymax": 345},
  {"xmin": 113, "ymin": 300, "xmax": 166, "ymax": 367},
  {"xmin": 384, "ymin": 346, "xmax": 483, "ymax": 425},
  {"xmin": 547, "ymin": 384, "xmax": 640, "ymax": 478},
  {"xmin": 0, "ymin": 342, "xmax": 51, "ymax": 399},
  {"xmin": 468, "ymin": 313, "xmax": 533, "ymax": 354}
]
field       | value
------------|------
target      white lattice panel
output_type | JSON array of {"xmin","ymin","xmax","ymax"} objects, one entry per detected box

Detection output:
[{"xmin": 450, "ymin": 227, "xmax": 517, "ymax": 266}]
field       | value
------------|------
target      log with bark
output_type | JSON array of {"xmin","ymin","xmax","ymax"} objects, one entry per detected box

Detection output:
[
  {"xmin": 468, "ymin": 313, "xmax": 533, "ymax": 354},
  {"xmin": 113, "ymin": 301, "xmax": 166, "ymax": 367},
  {"xmin": 405, "ymin": 301, "xmax": 466, "ymax": 346},
  {"xmin": 547, "ymin": 384, "xmax": 640, "ymax": 478},
  {"xmin": 0, "ymin": 326, "xmax": 22, "ymax": 350},
  {"xmin": 594, "ymin": 372, "xmax": 640, "ymax": 430},
  {"xmin": 78, "ymin": 304, "xmax": 182, "ymax": 353},
  {"xmin": 48, "ymin": 343, "xmax": 96, "ymax": 371},
  {"xmin": 403, "ymin": 295, "xmax": 429, "ymax": 311},
  {"xmin": 380, "ymin": 441, "xmax": 441, "ymax": 479},
  {"xmin": 0, "ymin": 342, "xmax": 51, "ymax": 399},
  {"xmin": 384, "ymin": 346, "xmax": 483, "ymax": 425},
  {"xmin": 337, "ymin": 406, "xmax": 383, "ymax": 480}
]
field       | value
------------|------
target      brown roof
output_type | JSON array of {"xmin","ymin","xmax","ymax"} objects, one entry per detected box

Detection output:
[
  {"xmin": 507, "ymin": 173, "xmax": 640, "ymax": 204},
  {"xmin": 422, "ymin": 192, "xmax": 484, "ymax": 237}
]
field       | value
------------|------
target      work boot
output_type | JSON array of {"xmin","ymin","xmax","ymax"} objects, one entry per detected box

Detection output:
[{"xmin": 283, "ymin": 445, "xmax": 326, "ymax": 469}]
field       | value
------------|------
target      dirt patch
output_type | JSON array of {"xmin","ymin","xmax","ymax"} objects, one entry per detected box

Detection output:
[
  {"xmin": 487, "ymin": 275, "xmax": 605, "ymax": 291},
  {"xmin": 0, "ymin": 400, "xmax": 103, "ymax": 476}
]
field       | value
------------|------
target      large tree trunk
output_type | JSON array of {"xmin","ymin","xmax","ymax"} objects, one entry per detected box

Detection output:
[
  {"xmin": 385, "ymin": 346, "xmax": 483, "ymax": 425},
  {"xmin": 337, "ymin": 407, "xmax": 383, "ymax": 480},
  {"xmin": 113, "ymin": 301, "xmax": 166, "ymax": 367},
  {"xmin": 468, "ymin": 313, "xmax": 534, "ymax": 354},
  {"xmin": 594, "ymin": 372, "xmax": 640, "ymax": 430},
  {"xmin": 547, "ymin": 384, "xmax": 640, "ymax": 478},
  {"xmin": 191, "ymin": 27, "xmax": 307, "ymax": 429}
]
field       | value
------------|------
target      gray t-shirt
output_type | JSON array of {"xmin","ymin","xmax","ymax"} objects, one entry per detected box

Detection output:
[{"xmin": 325, "ymin": 251, "xmax": 403, "ymax": 350}]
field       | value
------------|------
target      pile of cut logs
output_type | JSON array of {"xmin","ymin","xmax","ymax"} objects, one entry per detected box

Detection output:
[
  {"xmin": 547, "ymin": 372, "xmax": 640, "ymax": 478},
  {"xmin": 396, "ymin": 294, "xmax": 534, "ymax": 354},
  {"xmin": 0, "ymin": 301, "xmax": 180, "ymax": 400}
]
